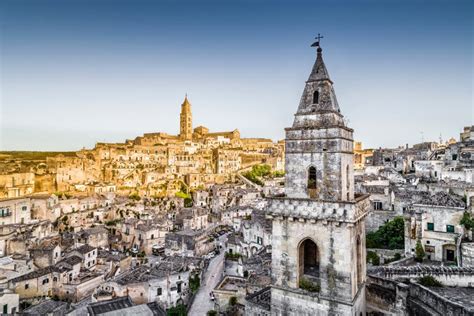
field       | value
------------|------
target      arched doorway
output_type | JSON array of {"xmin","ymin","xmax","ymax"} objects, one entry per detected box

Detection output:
[
  {"xmin": 443, "ymin": 244, "xmax": 456, "ymax": 263},
  {"xmin": 298, "ymin": 238, "xmax": 319, "ymax": 280}
]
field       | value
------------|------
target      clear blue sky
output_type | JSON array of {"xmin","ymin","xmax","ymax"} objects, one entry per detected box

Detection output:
[{"xmin": 0, "ymin": 0, "xmax": 472, "ymax": 151}]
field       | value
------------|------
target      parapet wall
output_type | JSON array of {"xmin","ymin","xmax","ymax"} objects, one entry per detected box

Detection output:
[
  {"xmin": 266, "ymin": 194, "xmax": 369, "ymax": 222},
  {"xmin": 407, "ymin": 283, "xmax": 473, "ymax": 316},
  {"xmin": 367, "ymin": 275, "xmax": 474, "ymax": 315},
  {"xmin": 369, "ymin": 265, "xmax": 474, "ymax": 287}
]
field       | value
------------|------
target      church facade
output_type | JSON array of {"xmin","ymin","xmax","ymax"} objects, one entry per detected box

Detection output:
[{"xmin": 265, "ymin": 42, "xmax": 370, "ymax": 315}]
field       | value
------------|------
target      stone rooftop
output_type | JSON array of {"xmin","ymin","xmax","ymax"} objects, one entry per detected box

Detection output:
[
  {"xmin": 87, "ymin": 296, "xmax": 133, "ymax": 315},
  {"xmin": 74, "ymin": 244, "xmax": 96, "ymax": 254},
  {"xmin": 81, "ymin": 226, "xmax": 108, "ymax": 236},
  {"xmin": 114, "ymin": 256, "xmax": 202, "ymax": 284},
  {"xmin": 369, "ymin": 265, "xmax": 474, "ymax": 277},
  {"xmin": 429, "ymin": 287, "xmax": 474, "ymax": 309},
  {"xmin": 11, "ymin": 265, "xmax": 71, "ymax": 283},
  {"xmin": 244, "ymin": 209, "xmax": 272, "ymax": 233},
  {"xmin": 414, "ymin": 191, "xmax": 466, "ymax": 208},
  {"xmin": 246, "ymin": 286, "xmax": 271, "ymax": 311},
  {"xmin": 97, "ymin": 249, "xmax": 127, "ymax": 262},
  {"xmin": 57, "ymin": 255, "xmax": 82, "ymax": 266},
  {"xmin": 23, "ymin": 299, "xmax": 69, "ymax": 315}
]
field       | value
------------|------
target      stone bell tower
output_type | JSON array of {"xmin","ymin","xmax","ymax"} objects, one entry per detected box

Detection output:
[
  {"xmin": 266, "ymin": 39, "xmax": 370, "ymax": 315},
  {"xmin": 179, "ymin": 95, "xmax": 193, "ymax": 141}
]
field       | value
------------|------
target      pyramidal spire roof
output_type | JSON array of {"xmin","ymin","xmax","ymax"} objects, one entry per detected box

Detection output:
[
  {"xmin": 307, "ymin": 46, "xmax": 331, "ymax": 83},
  {"xmin": 292, "ymin": 40, "xmax": 345, "ymax": 129},
  {"xmin": 182, "ymin": 94, "xmax": 191, "ymax": 107}
]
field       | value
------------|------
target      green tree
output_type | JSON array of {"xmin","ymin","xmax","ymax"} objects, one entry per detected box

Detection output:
[
  {"xmin": 298, "ymin": 277, "xmax": 320, "ymax": 292},
  {"xmin": 460, "ymin": 211, "xmax": 474, "ymax": 235},
  {"xmin": 129, "ymin": 192, "xmax": 140, "ymax": 201},
  {"xmin": 189, "ymin": 274, "xmax": 200, "ymax": 293},
  {"xmin": 415, "ymin": 240, "xmax": 425, "ymax": 262},
  {"xmin": 366, "ymin": 251, "xmax": 380, "ymax": 266},
  {"xmin": 418, "ymin": 275, "xmax": 443, "ymax": 287},
  {"xmin": 229, "ymin": 296, "xmax": 237, "ymax": 306},
  {"xmin": 207, "ymin": 311, "xmax": 217, "ymax": 316},
  {"xmin": 167, "ymin": 304, "xmax": 186, "ymax": 316},
  {"xmin": 366, "ymin": 217, "xmax": 405, "ymax": 249}
]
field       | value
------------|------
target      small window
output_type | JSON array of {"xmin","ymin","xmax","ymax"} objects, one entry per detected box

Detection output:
[
  {"xmin": 446, "ymin": 225, "xmax": 455, "ymax": 233},
  {"xmin": 452, "ymin": 154, "xmax": 458, "ymax": 161},
  {"xmin": 373, "ymin": 202, "xmax": 383, "ymax": 211},
  {"xmin": 157, "ymin": 288, "xmax": 162, "ymax": 296},
  {"xmin": 308, "ymin": 166, "xmax": 317, "ymax": 189},
  {"xmin": 427, "ymin": 223, "xmax": 434, "ymax": 231},
  {"xmin": 313, "ymin": 90, "xmax": 319, "ymax": 104},
  {"xmin": 25, "ymin": 284, "xmax": 29, "ymax": 290}
]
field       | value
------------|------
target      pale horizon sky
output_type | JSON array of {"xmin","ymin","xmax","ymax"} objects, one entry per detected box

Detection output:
[{"xmin": 0, "ymin": 0, "xmax": 472, "ymax": 151}]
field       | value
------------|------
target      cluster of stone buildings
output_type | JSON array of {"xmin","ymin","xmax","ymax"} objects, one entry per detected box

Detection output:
[
  {"xmin": 0, "ymin": 160, "xmax": 272, "ymax": 314},
  {"xmin": 0, "ymin": 96, "xmax": 284, "ymax": 201}
]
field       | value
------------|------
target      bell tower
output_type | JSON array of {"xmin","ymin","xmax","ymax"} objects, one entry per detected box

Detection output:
[
  {"xmin": 179, "ymin": 95, "xmax": 193, "ymax": 141},
  {"xmin": 267, "ymin": 38, "xmax": 370, "ymax": 315}
]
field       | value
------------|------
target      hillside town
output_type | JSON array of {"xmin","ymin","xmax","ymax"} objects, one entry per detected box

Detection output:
[{"xmin": 0, "ymin": 44, "xmax": 473, "ymax": 316}]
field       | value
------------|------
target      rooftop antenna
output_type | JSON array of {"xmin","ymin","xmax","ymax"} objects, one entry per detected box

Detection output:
[{"xmin": 420, "ymin": 131, "xmax": 424, "ymax": 143}]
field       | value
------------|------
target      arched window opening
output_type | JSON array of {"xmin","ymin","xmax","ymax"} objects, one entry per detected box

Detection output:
[
  {"xmin": 299, "ymin": 239, "xmax": 320, "ymax": 282},
  {"xmin": 346, "ymin": 165, "xmax": 350, "ymax": 201},
  {"xmin": 356, "ymin": 236, "xmax": 362, "ymax": 286},
  {"xmin": 308, "ymin": 166, "xmax": 317, "ymax": 198},
  {"xmin": 313, "ymin": 91, "xmax": 319, "ymax": 104}
]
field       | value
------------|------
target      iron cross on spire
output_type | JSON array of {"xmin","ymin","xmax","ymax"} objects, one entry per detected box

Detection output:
[{"xmin": 311, "ymin": 33, "xmax": 324, "ymax": 47}]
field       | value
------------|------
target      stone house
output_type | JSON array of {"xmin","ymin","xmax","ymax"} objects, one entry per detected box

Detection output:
[
  {"xmin": 414, "ymin": 160, "xmax": 444, "ymax": 180},
  {"xmin": 96, "ymin": 249, "xmax": 132, "ymax": 277},
  {"xmin": 165, "ymin": 229, "xmax": 214, "ymax": 257},
  {"xmin": 0, "ymin": 197, "xmax": 32, "ymax": 226},
  {"xmin": 134, "ymin": 223, "xmax": 163, "ymax": 255},
  {"xmin": 117, "ymin": 218, "xmax": 168, "ymax": 255},
  {"xmin": 404, "ymin": 191, "xmax": 467, "ymax": 262},
  {"xmin": 78, "ymin": 226, "xmax": 109, "ymax": 249},
  {"xmin": 29, "ymin": 242, "xmax": 62, "ymax": 269},
  {"xmin": 58, "ymin": 198, "xmax": 80, "ymax": 214},
  {"xmin": 213, "ymin": 276, "xmax": 247, "ymax": 312},
  {"xmin": 174, "ymin": 207, "xmax": 209, "ymax": 231},
  {"xmin": 94, "ymin": 256, "xmax": 202, "ymax": 309},
  {"xmin": 9, "ymin": 266, "xmax": 70, "ymax": 299},
  {"xmin": 0, "ymin": 289, "xmax": 19, "ymax": 315},
  {"xmin": 192, "ymin": 190, "xmax": 210, "ymax": 207},
  {"xmin": 30, "ymin": 194, "xmax": 61, "ymax": 222},
  {"xmin": 214, "ymin": 148, "xmax": 241, "ymax": 174},
  {"xmin": 241, "ymin": 210, "xmax": 272, "ymax": 258},
  {"xmin": 56, "ymin": 255, "xmax": 82, "ymax": 282},
  {"xmin": 221, "ymin": 205, "xmax": 254, "ymax": 229},
  {"xmin": 67, "ymin": 244, "xmax": 98, "ymax": 270},
  {"xmin": 0, "ymin": 172, "xmax": 35, "ymax": 199},
  {"xmin": 60, "ymin": 272, "xmax": 105, "ymax": 303}
]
